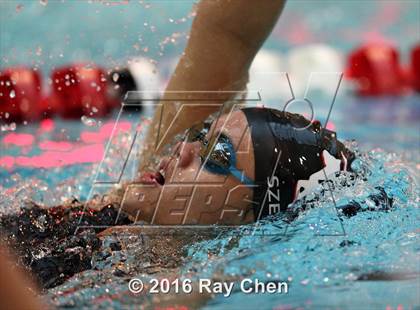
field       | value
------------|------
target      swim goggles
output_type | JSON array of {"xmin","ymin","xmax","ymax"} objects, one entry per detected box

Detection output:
[{"xmin": 185, "ymin": 123, "xmax": 255, "ymax": 186}]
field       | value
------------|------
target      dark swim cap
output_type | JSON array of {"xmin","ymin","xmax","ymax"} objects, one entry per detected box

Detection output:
[{"xmin": 241, "ymin": 107, "xmax": 355, "ymax": 219}]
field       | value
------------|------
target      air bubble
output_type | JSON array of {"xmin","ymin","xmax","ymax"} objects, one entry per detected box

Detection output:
[
  {"xmin": 1, "ymin": 122, "xmax": 17, "ymax": 132},
  {"xmin": 81, "ymin": 115, "xmax": 97, "ymax": 127},
  {"xmin": 36, "ymin": 46, "xmax": 42, "ymax": 56}
]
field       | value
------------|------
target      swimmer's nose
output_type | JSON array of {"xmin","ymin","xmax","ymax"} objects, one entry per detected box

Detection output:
[
  {"xmin": 178, "ymin": 141, "xmax": 200, "ymax": 168},
  {"xmin": 158, "ymin": 157, "xmax": 170, "ymax": 171},
  {"xmin": 157, "ymin": 141, "xmax": 185, "ymax": 170}
]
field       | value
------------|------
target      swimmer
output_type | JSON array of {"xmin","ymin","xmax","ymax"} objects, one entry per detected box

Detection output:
[
  {"xmin": 122, "ymin": 107, "xmax": 355, "ymax": 224},
  {"xmin": 2, "ymin": 108, "xmax": 394, "ymax": 292},
  {"xmin": 139, "ymin": 0, "xmax": 287, "ymax": 170},
  {"xmin": 126, "ymin": 0, "xmax": 354, "ymax": 224}
]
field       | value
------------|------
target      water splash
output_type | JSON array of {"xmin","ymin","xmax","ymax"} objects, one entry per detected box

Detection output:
[{"xmin": 40, "ymin": 144, "xmax": 419, "ymax": 308}]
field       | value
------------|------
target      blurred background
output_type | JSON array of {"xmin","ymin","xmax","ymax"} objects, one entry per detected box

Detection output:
[
  {"xmin": 1, "ymin": 0, "xmax": 418, "ymax": 70},
  {"xmin": 0, "ymin": 2, "xmax": 419, "ymax": 309}
]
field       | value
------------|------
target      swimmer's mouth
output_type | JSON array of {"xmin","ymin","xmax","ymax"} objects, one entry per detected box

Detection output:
[
  {"xmin": 139, "ymin": 171, "xmax": 165, "ymax": 186},
  {"xmin": 155, "ymin": 170, "xmax": 165, "ymax": 185}
]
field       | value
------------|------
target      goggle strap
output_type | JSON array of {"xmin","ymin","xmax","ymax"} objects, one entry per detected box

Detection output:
[{"xmin": 229, "ymin": 166, "xmax": 255, "ymax": 186}]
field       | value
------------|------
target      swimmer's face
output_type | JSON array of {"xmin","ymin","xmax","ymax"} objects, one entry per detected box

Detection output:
[{"xmin": 122, "ymin": 110, "xmax": 256, "ymax": 225}]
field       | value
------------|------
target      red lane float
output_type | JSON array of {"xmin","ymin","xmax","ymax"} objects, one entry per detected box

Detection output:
[
  {"xmin": 1, "ymin": 47, "xmax": 414, "ymax": 124},
  {"xmin": 345, "ymin": 44, "xmax": 405, "ymax": 96},
  {"xmin": 50, "ymin": 64, "xmax": 111, "ymax": 119},
  {"xmin": 410, "ymin": 44, "xmax": 420, "ymax": 92},
  {"xmin": 0, "ymin": 67, "xmax": 43, "ymax": 122}
]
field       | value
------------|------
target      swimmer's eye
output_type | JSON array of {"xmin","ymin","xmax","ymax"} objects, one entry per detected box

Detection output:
[
  {"xmin": 185, "ymin": 123, "xmax": 254, "ymax": 186},
  {"xmin": 201, "ymin": 134, "xmax": 233, "ymax": 171},
  {"xmin": 186, "ymin": 122, "xmax": 210, "ymax": 143},
  {"xmin": 185, "ymin": 125, "xmax": 233, "ymax": 171}
]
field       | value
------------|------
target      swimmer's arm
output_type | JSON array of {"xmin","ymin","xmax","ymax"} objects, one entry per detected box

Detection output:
[
  {"xmin": 140, "ymin": 0, "xmax": 286, "ymax": 168},
  {"xmin": 0, "ymin": 246, "xmax": 46, "ymax": 310}
]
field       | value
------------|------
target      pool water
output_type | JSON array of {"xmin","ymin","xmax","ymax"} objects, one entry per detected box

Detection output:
[{"xmin": 1, "ymin": 0, "xmax": 419, "ymax": 309}]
